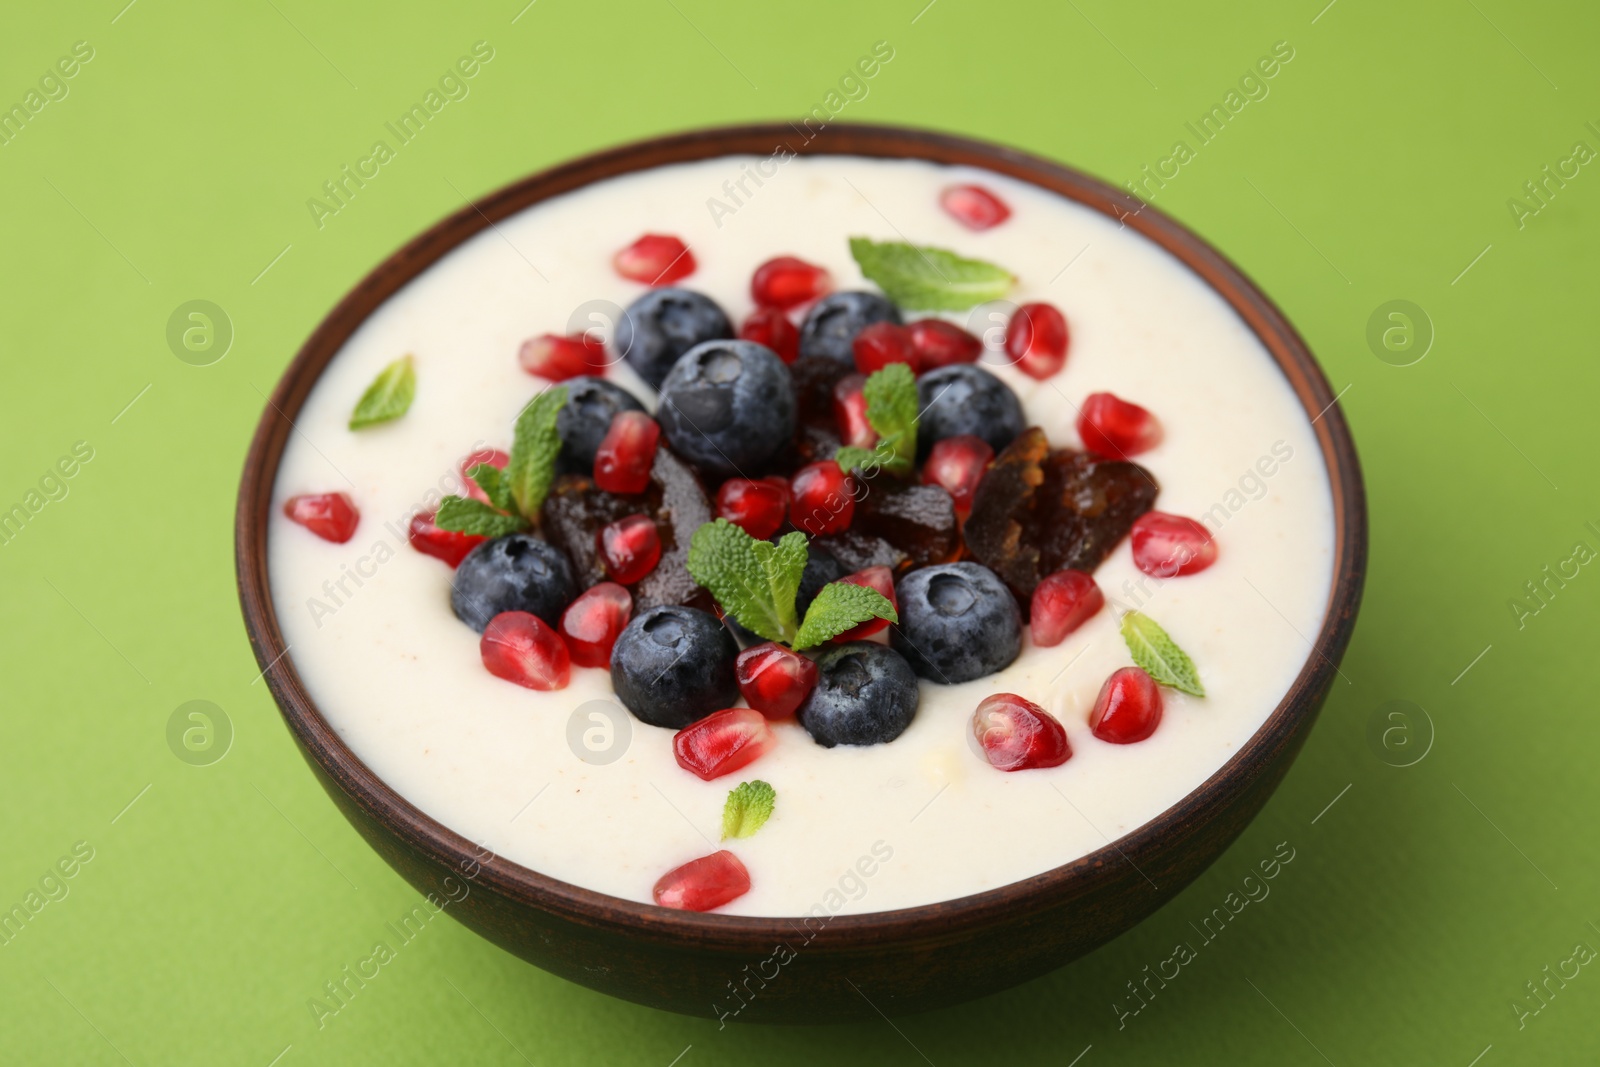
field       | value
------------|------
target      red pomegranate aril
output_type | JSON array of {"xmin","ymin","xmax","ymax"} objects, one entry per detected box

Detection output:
[
  {"xmin": 736, "ymin": 642, "xmax": 819, "ymax": 719},
  {"xmin": 739, "ymin": 306, "xmax": 800, "ymax": 363},
  {"xmin": 973, "ymin": 694, "xmax": 1071, "ymax": 771},
  {"xmin": 284, "ymin": 493, "xmax": 359, "ymax": 543},
  {"xmin": 832, "ymin": 374, "xmax": 876, "ymax": 449},
  {"xmin": 459, "ymin": 448, "xmax": 510, "ymax": 504},
  {"xmin": 790, "ymin": 461, "xmax": 856, "ymax": 536},
  {"xmin": 480, "ymin": 611, "xmax": 571, "ymax": 691},
  {"xmin": 832, "ymin": 566, "xmax": 897, "ymax": 642},
  {"xmin": 593, "ymin": 411, "xmax": 659, "ymax": 495},
  {"xmin": 1030, "ymin": 570, "xmax": 1104, "ymax": 647},
  {"xmin": 940, "ymin": 183, "xmax": 1012, "ymax": 230},
  {"xmin": 559, "ymin": 582, "xmax": 633, "ymax": 668},
  {"xmin": 597, "ymin": 514, "xmax": 661, "ymax": 585},
  {"xmin": 1078, "ymin": 392, "xmax": 1162, "ymax": 458},
  {"xmin": 1005, "ymin": 302, "xmax": 1069, "ymax": 380},
  {"xmin": 407, "ymin": 509, "xmax": 486, "ymax": 567},
  {"xmin": 653, "ymin": 850, "xmax": 751, "ymax": 911},
  {"xmin": 673, "ymin": 708, "xmax": 776, "ymax": 781},
  {"xmin": 1130, "ymin": 512, "xmax": 1218, "ymax": 578},
  {"xmin": 613, "ymin": 233, "xmax": 695, "ymax": 285},
  {"xmin": 921, "ymin": 434, "xmax": 993, "ymax": 513},
  {"xmin": 518, "ymin": 333, "xmax": 592, "ymax": 381},
  {"xmin": 1090, "ymin": 667, "xmax": 1164, "ymax": 744},
  {"xmin": 908, "ymin": 319, "xmax": 983, "ymax": 369},
  {"xmin": 751, "ymin": 255, "xmax": 831, "ymax": 310},
  {"xmin": 852, "ymin": 321, "xmax": 920, "ymax": 375},
  {"xmin": 716, "ymin": 477, "xmax": 788, "ymax": 540}
]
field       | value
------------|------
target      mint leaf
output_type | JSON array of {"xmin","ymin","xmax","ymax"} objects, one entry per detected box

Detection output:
[
  {"xmin": 433, "ymin": 495, "xmax": 528, "ymax": 538},
  {"xmin": 1121, "ymin": 611, "xmax": 1205, "ymax": 697},
  {"xmin": 792, "ymin": 580, "xmax": 899, "ymax": 651},
  {"xmin": 505, "ymin": 386, "xmax": 568, "ymax": 519},
  {"xmin": 686, "ymin": 521, "xmax": 806, "ymax": 644},
  {"xmin": 849, "ymin": 237, "xmax": 1014, "ymax": 311},
  {"xmin": 835, "ymin": 363, "xmax": 917, "ymax": 478},
  {"xmin": 348, "ymin": 355, "xmax": 416, "ymax": 430},
  {"xmin": 721, "ymin": 780, "xmax": 776, "ymax": 840},
  {"xmin": 466, "ymin": 463, "xmax": 516, "ymax": 515}
]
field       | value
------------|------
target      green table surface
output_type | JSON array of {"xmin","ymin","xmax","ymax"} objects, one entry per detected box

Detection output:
[{"xmin": 3, "ymin": 0, "xmax": 1595, "ymax": 1062}]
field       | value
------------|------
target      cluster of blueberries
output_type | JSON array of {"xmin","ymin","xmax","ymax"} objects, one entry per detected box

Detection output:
[{"xmin": 450, "ymin": 285, "xmax": 1034, "ymax": 748}]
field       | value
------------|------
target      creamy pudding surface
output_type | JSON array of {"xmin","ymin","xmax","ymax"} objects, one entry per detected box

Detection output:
[{"xmin": 267, "ymin": 154, "xmax": 1334, "ymax": 916}]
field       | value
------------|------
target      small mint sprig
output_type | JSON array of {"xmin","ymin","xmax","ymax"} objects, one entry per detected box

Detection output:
[
  {"xmin": 686, "ymin": 519, "xmax": 897, "ymax": 650},
  {"xmin": 849, "ymin": 236, "xmax": 1014, "ymax": 311},
  {"xmin": 434, "ymin": 386, "xmax": 567, "ymax": 535},
  {"xmin": 1120, "ymin": 611, "xmax": 1205, "ymax": 697},
  {"xmin": 834, "ymin": 363, "xmax": 917, "ymax": 478},
  {"xmin": 722, "ymin": 780, "xmax": 776, "ymax": 840},
  {"xmin": 348, "ymin": 355, "xmax": 416, "ymax": 429}
]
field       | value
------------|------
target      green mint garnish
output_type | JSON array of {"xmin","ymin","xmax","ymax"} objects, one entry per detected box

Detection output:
[
  {"xmin": 1121, "ymin": 611, "xmax": 1205, "ymax": 697},
  {"xmin": 434, "ymin": 385, "xmax": 568, "ymax": 536},
  {"xmin": 505, "ymin": 386, "xmax": 568, "ymax": 518},
  {"xmin": 687, "ymin": 520, "xmax": 807, "ymax": 644},
  {"xmin": 834, "ymin": 363, "xmax": 917, "ymax": 478},
  {"xmin": 849, "ymin": 236, "xmax": 1014, "ymax": 311},
  {"xmin": 791, "ymin": 580, "xmax": 898, "ymax": 651},
  {"xmin": 348, "ymin": 355, "xmax": 416, "ymax": 429},
  {"xmin": 434, "ymin": 495, "xmax": 528, "ymax": 537},
  {"xmin": 721, "ymin": 780, "xmax": 776, "ymax": 840}
]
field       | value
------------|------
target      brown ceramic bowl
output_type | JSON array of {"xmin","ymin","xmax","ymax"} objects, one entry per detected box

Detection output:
[{"xmin": 236, "ymin": 123, "xmax": 1365, "ymax": 1023}]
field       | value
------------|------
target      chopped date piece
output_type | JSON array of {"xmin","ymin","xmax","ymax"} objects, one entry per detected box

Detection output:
[
  {"xmin": 791, "ymin": 355, "xmax": 854, "ymax": 430},
  {"xmin": 853, "ymin": 481, "xmax": 959, "ymax": 569},
  {"xmin": 814, "ymin": 529, "xmax": 909, "ymax": 574},
  {"xmin": 964, "ymin": 427, "xmax": 1159, "ymax": 602}
]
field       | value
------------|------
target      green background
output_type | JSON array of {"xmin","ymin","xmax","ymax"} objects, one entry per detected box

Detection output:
[{"xmin": 1, "ymin": 0, "xmax": 1594, "ymax": 1062}]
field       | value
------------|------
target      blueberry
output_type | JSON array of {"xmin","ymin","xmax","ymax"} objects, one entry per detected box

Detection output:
[
  {"xmin": 797, "ymin": 291, "xmax": 902, "ymax": 364},
  {"xmin": 611, "ymin": 605, "xmax": 740, "ymax": 728},
  {"xmin": 451, "ymin": 534, "xmax": 578, "ymax": 632},
  {"xmin": 916, "ymin": 364, "xmax": 1024, "ymax": 458},
  {"xmin": 656, "ymin": 340, "xmax": 795, "ymax": 478},
  {"xmin": 798, "ymin": 642, "xmax": 920, "ymax": 747},
  {"xmin": 890, "ymin": 562, "xmax": 1021, "ymax": 683},
  {"xmin": 556, "ymin": 376, "xmax": 645, "ymax": 474},
  {"xmin": 615, "ymin": 288, "xmax": 733, "ymax": 390},
  {"xmin": 726, "ymin": 545, "xmax": 846, "ymax": 646}
]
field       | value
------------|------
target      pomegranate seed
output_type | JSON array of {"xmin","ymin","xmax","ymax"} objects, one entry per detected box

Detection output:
[
  {"xmin": 716, "ymin": 478, "xmax": 788, "ymax": 539},
  {"xmin": 832, "ymin": 374, "xmax": 877, "ymax": 449},
  {"xmin": 751, "ymin": 256, "xmax": 831, "ymax": 310},
  {"xmin": 1078, "ymin": 392, "xmax": 1162, "ymax": 458},
  {"xmin": 613, "ymin": 234, "xmax": 695, "ymax": 285},
  {"xmin": 1005, "ymin": 302, "xmax": 1069, "ymax": 380},
  {"xmin": 940, "ymin": 184, "xmax": 1012, "ymax": 230},
  {"xmin": 407, "ymin": 509, "xmax": 486, "ymax": 567},
  {"xmin": 559, "ymin": 582, "xmax": 633, "ymax": 668},
  {"xmin": 736, "ymin": 642, "xmax": 818, "ymax": 719},
  {"xmin": 1130, "ymin": 512, "xmax": 1218, "ymax": 578},
  {"xmin": 739, "ymin": 306, "xmax": 800, "ymax": 363},
  {"xmin": 852, "ymin": 321, "xmax": 920, "ymax": 375},
  {"xmin": 653, "ymin": 850, "xmax": 751, "ymax": 911},
  {"xmin": 1030, "ymin": 570, "xmax": 1104, "ymax": 647},
  {"xmin": 973, "ymin": 693, "xmax": 1070, "ymax": 771},
  {"xmin": 593, "ymin": 411, "xmax": 659, "ymax": 495},
  {"xmin": 284, "ymin": 493, "xmax": 359, "ymax": 543},
  {"xmin": 832, "ymin": 566, "xmax": 897, "ymax": 642},
  {"xmin": 908, "ymin": 319, "xmax": 982, "ymax": 370},
  {"xmin": 597, "ymin": 514, "xmax": 661, "ymax": 585},
  {"xmin": 1090, "ymin": 667, "xmax": 1164, "ymax": 744},
  {"xmin": 459, "ymin": 448, "xmax": 510, "ymax": 504},
  {"xmin": 673, "ymin": 708, "xmax": 775, "ymax": 781},
  {"xmin": 518, "ymin": 333, "xmax": 595, "ymax": 381},
  {"xmin": 921, "ymin": 435, "xmax": 993, "ymax": 513},
  {"xmin": 480, "ymin": 611, "xmax": 571, "ymax": 691},
  {"xmin": 790, "ymin": 461, "xmax": 856, "ymax": 536}
]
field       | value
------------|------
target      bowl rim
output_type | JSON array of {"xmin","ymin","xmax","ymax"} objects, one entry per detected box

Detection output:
[{"xmin": 236, "ymin": 121, "xmax": 1366, "ymax": 948}]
